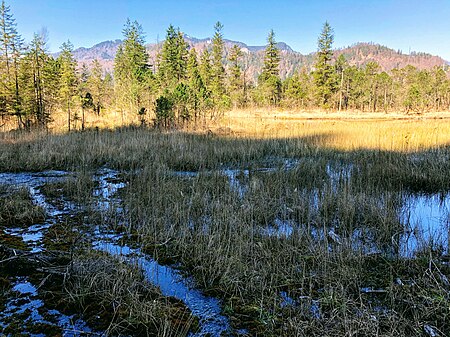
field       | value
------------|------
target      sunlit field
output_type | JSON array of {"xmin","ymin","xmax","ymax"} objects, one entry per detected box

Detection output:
[{"xmin": 0, "ymin": 113, "xmax": 449, "ymax": 336}]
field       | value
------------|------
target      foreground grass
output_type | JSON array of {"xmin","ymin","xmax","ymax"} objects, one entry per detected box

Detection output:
[{"xmin": 0, "ymin": 115, "xmax": 449, "ymax": 336}]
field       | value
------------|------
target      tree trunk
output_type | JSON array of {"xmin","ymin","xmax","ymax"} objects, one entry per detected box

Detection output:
[
  {"xmin": 338, "ymin": 70, "xmax": 344, "ymax": 113},
  {"xmin": 82, "ymin": 108, "xmax": 85, "ymax": 131},
  {"xmin": 67, "ymin": 100, "xmax": 71, "ymax": 132}
]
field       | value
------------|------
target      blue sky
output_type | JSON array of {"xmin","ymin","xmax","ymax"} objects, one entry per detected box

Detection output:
[{"xmin": 10, "ymin": 0, "xmax": 450, "ymax": 59}]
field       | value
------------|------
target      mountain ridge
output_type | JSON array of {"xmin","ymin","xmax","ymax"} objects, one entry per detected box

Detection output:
[{"xmin": 68, "ymin": 36, "xmax": 448, "ymax": 80}]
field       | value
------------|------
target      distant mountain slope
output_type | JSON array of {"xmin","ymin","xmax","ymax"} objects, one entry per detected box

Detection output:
[
  {"xmin": 71, "ymin": 37, "xmax": 447, "ymax": 80},
  {"xmin": 334, "ymin": 42, "xmax": 446, "ymax": 71}
]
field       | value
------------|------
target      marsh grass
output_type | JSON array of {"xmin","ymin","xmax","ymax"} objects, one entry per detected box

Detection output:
[
  {"xmin": 0, "ymin": 172, "xmax": 197, "ymax": 337},
  {"xmin": 52, "ymin": 251, "xmax": 196, "ymax": 336},
  {"xmin": 119, "ymin": 162, "xmax": 449, "ymax": 335},
  {"xmin": 0, "ymin": 115, "xmax": 449, "ymax": 336},
  {"xmin": 0, "ymin": 186, "xmax": 45, "ymax": 226}
]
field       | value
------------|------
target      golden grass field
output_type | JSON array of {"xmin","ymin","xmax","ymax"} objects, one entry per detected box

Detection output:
[
  {"xmin": 217, "ymin": 109, "xmax": 450, "ymax": 151},
  {"xmin": 34, "ymin": 109, "xmax": 450, "ymax": 152}
]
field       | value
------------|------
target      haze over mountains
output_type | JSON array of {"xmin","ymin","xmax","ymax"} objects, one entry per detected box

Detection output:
[{"xmin": 71, "ymin": 35, "xmax": 448, "ymax": 80}]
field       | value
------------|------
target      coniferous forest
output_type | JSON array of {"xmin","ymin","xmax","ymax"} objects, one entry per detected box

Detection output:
[{"xmin": 1, "ymin": 1, "xmax": 450, "ymax": 131}]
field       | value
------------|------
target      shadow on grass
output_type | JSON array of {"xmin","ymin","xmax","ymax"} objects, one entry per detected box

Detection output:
[{"xmin": 0, "ymin": 126, "xmax": 449, "ymax": 194}]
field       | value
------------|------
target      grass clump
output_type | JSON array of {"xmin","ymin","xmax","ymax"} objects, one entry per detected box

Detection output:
[
  {"xmin": 0, "ymin": 186, "xmax": 45, "ymax": 226},
  {"xmin": 43, "ymin": 250, "xmax": 196, "ymax": 337}
]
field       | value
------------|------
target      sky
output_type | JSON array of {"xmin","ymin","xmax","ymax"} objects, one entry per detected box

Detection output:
[{"xmin": 10, "ymin": 0, "xmax": 450, "ymax": 60}]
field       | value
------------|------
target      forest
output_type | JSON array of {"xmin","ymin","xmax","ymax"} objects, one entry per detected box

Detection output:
[{"xmin": 1, "ymin": 1, "xmax": 450, "ymax": 132}]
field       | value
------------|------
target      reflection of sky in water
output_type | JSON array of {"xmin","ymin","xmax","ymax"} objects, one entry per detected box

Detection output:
[
  {"xmin": 0, "ymin": 276, "xmax": 92, "ymax": 336},
  {"xmin": 279, "ymin": 291, "xmax": 321, "ymax": 319},
  {"xmin": 172, "ymin": 158, "xmax": 301, "ymax": 200},
  {"xmin": 261, "ymin": 218, "xmax": 294, "ymax": 238},
  {"xmin": 399, "ymin": 194, "xmax": 449, "ymax": 257},
  {"xmin": 0, "ymin": 171, "xmax": 94, "ymax": 335},
  {"xmin": 1, "ymin": 165, "xmax": 448, "ymax": 335},
  {"xmin": 96, "ymin": 242, "xmax": 232, "ymax": 337},
  {"xmin": 92, "ymin": 169, "xmax": 233, "ymax": 337}
]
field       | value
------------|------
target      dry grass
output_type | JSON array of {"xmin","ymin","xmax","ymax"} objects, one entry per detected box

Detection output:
[
  {"xmin": 58, "ymin": 251, "xmax": 195, "ymax": 337},
  {"xmin": 0, "ymin": 187, "xmax": 45, "ymax": 226},
  {"xmin": 0, "ymin": 110, "xmax": 449, "ymax": 336},
  {"xmin": 216, "ymin": 109, "xmax": 450, "ymax": 152}
]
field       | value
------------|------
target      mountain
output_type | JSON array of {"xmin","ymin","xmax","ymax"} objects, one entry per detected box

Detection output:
[
  {"xmin": 70, "ymin": 37, "xmax": 448, "ymax": 81},
  {"xmin": 334, "ymin": 42, "xmax": 446, "ymax": 71}
]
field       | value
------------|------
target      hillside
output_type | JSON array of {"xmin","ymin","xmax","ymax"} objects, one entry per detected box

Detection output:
[
  {"xmin": 71, "ymin": 37, "xmax": 447, "ymax": 81},
  {"xmin": 334, "ymin": 42, "xmax": 446, "ymax": 71}
]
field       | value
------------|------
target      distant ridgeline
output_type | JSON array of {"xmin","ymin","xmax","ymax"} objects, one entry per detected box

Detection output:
[
  {"xmin": 1, "ymin": 0, "xmax": 450, "ymax": 132},
  {"xmin": 71, "ymin": 39, "xmax": 447, "ymax": 81}
]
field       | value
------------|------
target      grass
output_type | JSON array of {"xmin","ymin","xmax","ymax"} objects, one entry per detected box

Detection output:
[
  {"xmin": 47, "ymin": 250, "xmax": 196, "ymax": 336},
  {"xmin": 0, "ymin": 111, "xmax": 449, "ymax": 336},
  {"xmin": 0, "ymin": 186, "xmax": 45, "ymax": 226}
]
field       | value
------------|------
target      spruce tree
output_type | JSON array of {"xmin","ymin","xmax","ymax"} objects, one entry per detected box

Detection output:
[
  {"xmin": 211, "ymin": 22, "xmax": 228, "ymax": 110},
  {"xmin": 88, "ymin": 59, "xmax": 106, "ymax": 115},
  {"xmin": 228, "ymin": 44, "xmax": 243, "ymax": 108},
  {"xmin": 0, "ymin": 0, "xmax": 23, "ymax": 126},
  {"xmin": 114, "ymin": 19, "xmax": 150, "ymax": 120},
  {"xmin": 258, "ymin": 29, "xmax": 281, "ymax": 106},
  {"xmin": 20, "ymin": 33, "xmax": 53, "ymax": 127},
  {"xmin": 158, "ymin": 25, "xmax": 188, "ymax": 89},
  {"xmin": 313, "ymin": 22, "xmax": 337, "ymax": 109},
  {"xmin": 199, "ymin": 49, "xmax": 212, "ymax": 89},
  {"xmin": 261, "ymin": 30, "xmax": 280, "ymax": 78},
  {"xmin": 335, "ymin": 54, "xmax": 348, "ymax": 112},
  {"xmin": 283, "ymin": 68, "xmax": 311, "ymax": 108},
  {"xmin": 187, "ymin": 48, "xmax": 208, "ymax": 120},
  {"xmin": 58, "ymin": 41, "xmax": 78, "ymax": 131}
]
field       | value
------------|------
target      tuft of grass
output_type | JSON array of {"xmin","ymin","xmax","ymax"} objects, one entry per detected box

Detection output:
[
  {"xmin": 54, "ymin": 250, "xmax": 196, "ymax": 336},
  {"xmin": 0, "ymin": 186, "xmax": 45, "ymax": 226}
]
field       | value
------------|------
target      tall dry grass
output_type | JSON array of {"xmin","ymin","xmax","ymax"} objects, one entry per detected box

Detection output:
[{"xmin": 0, "ymin": 110, "xmax": 449, "ymax": 336}]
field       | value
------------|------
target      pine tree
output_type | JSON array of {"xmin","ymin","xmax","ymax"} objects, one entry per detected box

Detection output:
[
  {"xmin": 258, "ymin": 30, "xmax": 281, "ymax": 106},
  {"xmin": 313, "ymin": 22, "xmax": 337, "ymax": 109},
  {"xmin": 158, "ymin": 25, "xmax": 188, "ymax": 89},
  {"xmin": 114, "ymin": 19, "xmax": 150, "ymax": 120},
  {"xmin": 58, "ymin": 40, "xmax": 78, "ymax": 131},
  {"xmin": 228, "ymin": 44, "xmax": 243, "ymax": 108},
  {"xmin": 210, "ymin": 22, "xmax": 229, "ymax": 110}
]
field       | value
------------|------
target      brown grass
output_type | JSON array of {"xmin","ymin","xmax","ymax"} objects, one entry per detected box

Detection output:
[{"xmin": 0, "ymin": 109, "xmax": 449, "ymax": 336}]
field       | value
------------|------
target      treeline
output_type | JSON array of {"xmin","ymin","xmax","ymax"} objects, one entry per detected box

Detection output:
[{"xmin": 1, "ymin": 1, "xmax": 450, "ymax": 131}]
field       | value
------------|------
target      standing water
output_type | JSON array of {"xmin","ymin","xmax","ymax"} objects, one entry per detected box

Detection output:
[
  {"xmin": 91, "ymin": 169, "xmax": 237, "ymax": 337},
  {"xmin": 399, "ymin": 193, "xmax": 450, "ymax": 257},
  {"xmin": 0, "ymin": 171, "xmax": 95, "ymax": 335}
]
